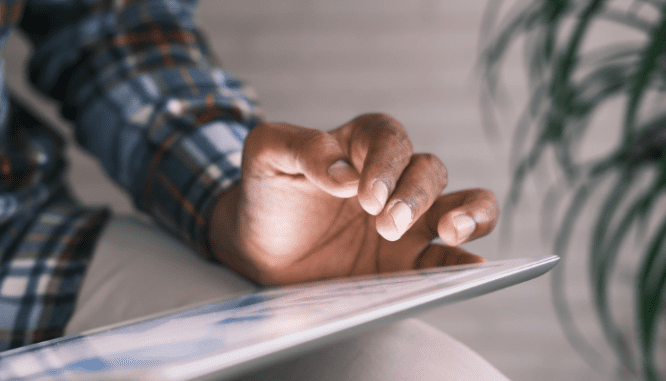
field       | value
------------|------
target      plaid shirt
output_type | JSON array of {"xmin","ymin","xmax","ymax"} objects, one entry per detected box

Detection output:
[{"xmin": 0, "ymin": 0, "xmax": 261, "ymax": 351}]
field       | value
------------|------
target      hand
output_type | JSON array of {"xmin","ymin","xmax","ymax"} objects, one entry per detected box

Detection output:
[{"xmin": 209, "ymin": 113, "xmax": 499, "ymax": 285}]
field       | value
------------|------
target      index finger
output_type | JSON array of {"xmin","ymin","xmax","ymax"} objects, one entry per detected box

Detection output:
[{"xmin": 331, "ymin": 113, "xmax": 414, "ymax": 215}]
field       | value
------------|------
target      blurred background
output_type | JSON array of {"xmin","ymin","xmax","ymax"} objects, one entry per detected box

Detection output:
[{"xmin": 5, "ymin": 1, "xmax": 629, "ymax": 380}]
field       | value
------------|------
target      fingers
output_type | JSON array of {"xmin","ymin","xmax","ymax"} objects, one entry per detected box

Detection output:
[
  {"xmin": 332, "ymin": 114, "xmax": 495, "ymax": 246},
  {"xmin": 332, "ymin": 113, "xmax": 415, "ymax": 215},
  {"xmin": 417, "ymin": 188, "xmax": 500, "ymax": 246},
  {"xmin": 374, "ymin": 153, "xmax": 448, "ymax": 241},
  {"xmin": 243, "ymin": 122, "xmax": 360, "ymax": 198},
  {"xmin": 244, "ymin": 118, "xmax": 499, "ymax": 248},
  {"xmin": 413, "ymin": 244, "xmax": 486, "ymax": 269},
  {"xmin": 332, "ymin": 114, "xmax": 454, "ymax": 243}
]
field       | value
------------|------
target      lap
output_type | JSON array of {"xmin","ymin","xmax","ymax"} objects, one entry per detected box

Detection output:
[
  {"xmin": 234, "ymin": 318, "xmax": 510, "ymax": 381},
  {"xmin": 66, "ymin": 214, "xmax": 509, "ymax": 381},
  {"xmin": 65, "ymin": 214, "xmax": 257, "ymax": 334}
]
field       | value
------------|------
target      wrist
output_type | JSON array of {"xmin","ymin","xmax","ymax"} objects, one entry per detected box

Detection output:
[
  {"xmin": 208, "ymin": 182, "xmax": 261, "ymax": 281},
  {"xmin": 209, "ymin": 182, "xmax": 241, "ymax": 260}
]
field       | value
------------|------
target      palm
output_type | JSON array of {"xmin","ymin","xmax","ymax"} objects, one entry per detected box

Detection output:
[{"xmin": 237, "ymin": 175, "xmax": 385, "ymax": 283}]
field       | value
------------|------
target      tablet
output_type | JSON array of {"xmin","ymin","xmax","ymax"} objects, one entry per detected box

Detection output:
[{"xmin": 0, "ymin": 256, "xmax": 559, "ymax": 380}]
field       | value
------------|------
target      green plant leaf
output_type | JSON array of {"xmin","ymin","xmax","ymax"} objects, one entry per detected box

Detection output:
[
  {"xmin": 600, "ymin": 8, "xmax": 655, "ymax": 32},
  {"xmin": 509, "ymin": 84, "xmax": 548, "ymax": 167},
  {"xmin": 589, "ymin": 171, "xmax": 652, "ymax": 373},
  {"xmin": 623, "ymin": 2, "xmax": 666, "ymax": 138},
  {"xmin": 637, "ymin": 210, "xmax": 666, "ymax": 380},
  {"xmin": 480, "ymin": 1, "xmax": 666, "ymax": 378},
  {"xmin": 541, "ymin": 181, "xmax": 567, "ymax": 242},
  {"xmin": 540, "ymin": 0, "xmax": 607, "ymax": 174},
  {"xmin": 551, "ymin": 179, "xmax": 614, "ymax": 374},
  {"xmin": 578, "ymin": 44, "xmax": 642, "ymax": 71},
  {"xmin": 481, "ymin": 1, "xmax": 546, "ymax": 97}
]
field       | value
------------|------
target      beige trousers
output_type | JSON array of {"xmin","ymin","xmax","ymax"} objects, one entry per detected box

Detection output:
[{"xmin": 65, "ymin": 215, "xmax": 510, "ymax": 381}]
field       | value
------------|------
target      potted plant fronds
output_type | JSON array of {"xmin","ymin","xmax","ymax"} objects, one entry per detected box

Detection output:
[{"xmin": 479, "ymin": 0, "xmax": 666, "ymax": 379}]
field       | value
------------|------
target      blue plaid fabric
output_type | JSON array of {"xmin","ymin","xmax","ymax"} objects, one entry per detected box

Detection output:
[{"xmin": 0, "ymin": 0, "xmax": 261, "ymax": 351}]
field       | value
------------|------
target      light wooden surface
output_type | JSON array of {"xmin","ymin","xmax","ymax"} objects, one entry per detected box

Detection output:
[{"xmin": 5, "ymin": 1, "xmax": 627, "ymax": 380}]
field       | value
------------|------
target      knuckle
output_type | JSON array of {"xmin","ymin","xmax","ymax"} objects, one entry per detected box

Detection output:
[
  {"xmin": 298, "ymin": 131, "xmax": 342, "ymax": 168},
  {"xmin": 396, "ymin": 133, "xmax": 414, "ymax": 156},
  {"xmin": 418, "ymin": 153, "xmax": 445, "ymax": 171},
  {"xmin": 359, "ymin": 112, "xmax": 400, "ymax": 127},
  {"xmin": 300, "ymin": 128, "xmax": 337, "ymax": 152},
  {"xmin": 414, "ymin": 153, "xmax": 448, "ymax": 187},
  {"xmin": 406, "ymin": 183, "xmax": 430, "ymax": 211},
  {"xmin": 301, "ymin": 127, "xmax": 328, "ymax": 143},
  {"xmin": 292, "ymin": 127, "xmax": 338, "ymax": 165},
  {"xmin": 428, "ymin": 153, "xmax": 446, "ymax": 169},
  {"xmin": 382, "ymin": 154, "xmax": 408, "ymax": 173},
  {"xmin": 358, "ymin": 113, "xmax": 413, "ymax": 151},
  {"xmin": 433, "ymin": 157, "xmax": 448, "ymax": 186}
]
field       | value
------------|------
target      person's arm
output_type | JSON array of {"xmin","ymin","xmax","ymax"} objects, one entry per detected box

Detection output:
[
  {"xmin": 19, "ymin": 0, "xmax": 261, "ymax": 255},
  {"xmin": 19, "ymin": 1, "xmax": 500, "ymax": 286}
]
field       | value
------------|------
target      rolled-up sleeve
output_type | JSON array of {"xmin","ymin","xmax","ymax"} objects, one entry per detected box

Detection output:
[{"xmin": 20, "ymin": 0, "xmax": 262, "ymax": 256}]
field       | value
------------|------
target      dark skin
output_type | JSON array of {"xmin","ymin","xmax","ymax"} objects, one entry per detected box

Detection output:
[{"xmin": 209, "ymin": 113, "xmax": 500, "ymax": 286}]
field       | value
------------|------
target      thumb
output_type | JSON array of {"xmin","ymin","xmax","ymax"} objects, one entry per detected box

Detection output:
[{"xmin": 243, "ymin": 122, "xmax": 360, "ymax": 198}]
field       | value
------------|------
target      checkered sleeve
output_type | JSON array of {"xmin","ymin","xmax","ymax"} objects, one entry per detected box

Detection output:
[{"xmin": 21, "ymin": 0, "xmax": 263, "ymax": 256}]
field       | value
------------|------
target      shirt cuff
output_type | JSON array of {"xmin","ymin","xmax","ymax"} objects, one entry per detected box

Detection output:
[{"xmin": 141, "ymin": 117, "xmax": 252, "ymax": 258}]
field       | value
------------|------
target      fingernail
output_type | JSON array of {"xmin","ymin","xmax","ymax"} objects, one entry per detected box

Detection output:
[
  {"xmin": 328, "ymin": 160, "xmax": 357, "ymax": 184},
  {"xmin": 390, "ymin": 201, "xmax": 412, "ymax": 236},
  {"xmin": 453, "ymin": 214, "xmax": 476, "ymax": 243},
  {"xmin": 369, "ymin": 181, "xmax": 389, "ymax": 214}
]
